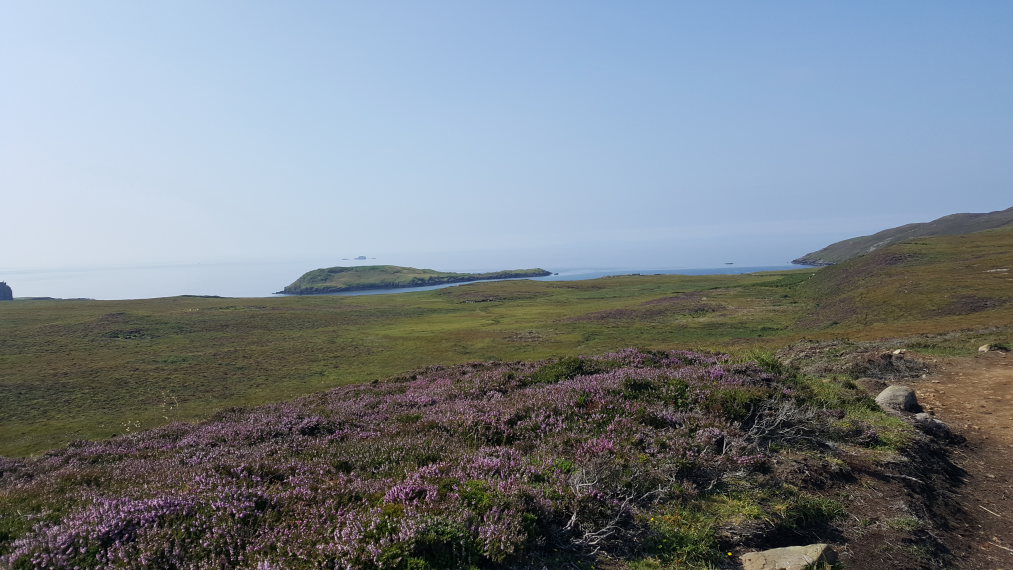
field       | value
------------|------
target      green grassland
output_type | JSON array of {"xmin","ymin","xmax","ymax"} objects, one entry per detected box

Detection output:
[
  {"xmin": 2, "ymin": 227, "xmax": 1012, "ymax": 457},
  {"xmin": 278, "ymin": 265, "xmax": 551, "ymax": 294}
]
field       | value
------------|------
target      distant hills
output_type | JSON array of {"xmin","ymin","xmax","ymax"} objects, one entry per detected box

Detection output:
[
  {"xmin": 792, "ymin": 206, "xmax": 1013, "ymax": 266},
  {"xmin": 278, "ymin": 265, "xmax": 552, "ymax": 295}
]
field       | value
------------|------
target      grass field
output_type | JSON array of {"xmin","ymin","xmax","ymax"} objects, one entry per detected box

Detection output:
[{"xmin": 2, "ymin": 227, "xmax": 1011, "ymax": 457}]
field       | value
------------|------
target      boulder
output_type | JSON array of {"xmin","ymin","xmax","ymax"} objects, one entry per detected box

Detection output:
[
  {"xmin": 741, "ymin": 543, "xmax": 838, "ymax": 570},
  {"xmin": 914, "ymin": 412, "xmax": 958, "ymax": 441},
  {"xmin": 875, "ymin": 385, "xmax": 920, "ymax": 412}
]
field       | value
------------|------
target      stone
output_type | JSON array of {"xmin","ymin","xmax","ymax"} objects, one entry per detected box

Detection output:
[
  {"xmin": 741, "ymin": 543, "xmax": 838, "ymax": 570},
  {"xmin": 875, "ymin": 385, "xmax": 920, "ymax": 412},
  {"xmin": 914, "ymin": 412, "xmax": 954, "ymax": 440},
  {"xmin": 979, "ymin": 343, "xmax": 1011, "ymax": 353}
]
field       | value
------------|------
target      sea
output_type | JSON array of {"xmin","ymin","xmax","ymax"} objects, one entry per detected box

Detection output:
[{"xmin": 1, "ymin": 260, "xmax": 809, "ymax": 301}]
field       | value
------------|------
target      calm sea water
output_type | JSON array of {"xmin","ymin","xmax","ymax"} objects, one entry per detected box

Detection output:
[{"xmin": 0, "ymin": 261, "xmax": 809, "ymax": 301}]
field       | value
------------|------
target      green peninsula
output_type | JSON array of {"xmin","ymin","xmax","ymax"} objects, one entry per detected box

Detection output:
[{"xmin": 277, "ymin": 265, "xmax": 552, "ymax": 295}]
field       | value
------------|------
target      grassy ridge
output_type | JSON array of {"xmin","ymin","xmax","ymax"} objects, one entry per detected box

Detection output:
[
  {"xmin": 792, "ymin": 205, "xmax": 1013, "ymax": 265},
  {"xmin": 795, "ymin": 226, "xmax": 1013, "ymax": 336},
  {"xmin": 278, "ymin": 265, "xmax": 552, "ymax": 294}
]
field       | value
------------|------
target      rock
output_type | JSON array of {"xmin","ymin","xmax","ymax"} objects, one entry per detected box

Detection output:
[
  {"xmin": 741, "ymin": 543, "xmax": 838, "ymax": 570},
  {"xmin": 875, "ymin": 385, "xmax": 921, "ymax": 412},
  {"xmin": 979, "ymin": 343, "xmax": 1010, "ymax": 353},
  {"xmin": 914, "ymin": 412, "xmax": 956, "ymax": 440},
  {"xmin": 0, "ymin": 281, "xmax": 11, "ymax": 301}
]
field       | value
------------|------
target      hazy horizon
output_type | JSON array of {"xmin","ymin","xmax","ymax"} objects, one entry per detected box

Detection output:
[
  {"xmin": 4, "ymin": 250, "xmax": 808, "ymax": 300},
  {"xmin": 3, "ymin": 2, "xmax": 1011, "ymax": 284}
]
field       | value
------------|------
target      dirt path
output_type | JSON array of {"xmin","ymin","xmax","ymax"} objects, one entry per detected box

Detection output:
[{"xmin": 916, "ymin": 351, "xmax": 1013, "ymax": 569}]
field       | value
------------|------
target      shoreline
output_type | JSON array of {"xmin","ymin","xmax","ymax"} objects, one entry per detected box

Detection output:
[
  {"xmin": 4, "ymin": 264, "xmax": 814, "ymax": 301},
  {"xmin": 276, "ymin": 268, "xmax": 553, "ymax": 295}
]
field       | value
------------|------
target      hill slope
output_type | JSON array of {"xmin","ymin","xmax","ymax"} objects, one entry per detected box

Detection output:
[
  {"xmin": 278, "ymin": 265, "xmax": 552, "ymax": 294},
  {"xmin": 792, "ymin": 206, "xmax": 1013, "ymax": 266},
  {"xmin": 794, "ymin": 226, "xmax": 1013, "ymax": 333}
]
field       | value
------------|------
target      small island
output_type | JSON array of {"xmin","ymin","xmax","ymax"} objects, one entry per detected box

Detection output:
[{"xmin": 277, "ymin": 265, "xmax": 552, "ymax": 295}]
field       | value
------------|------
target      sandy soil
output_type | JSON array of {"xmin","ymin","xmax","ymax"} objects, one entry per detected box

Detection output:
[{"xmin": 916, "ymin": 351, "xmax": 1013, "ymax": 569}]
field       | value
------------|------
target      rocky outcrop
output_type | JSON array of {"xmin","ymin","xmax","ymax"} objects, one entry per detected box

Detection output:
[
  {"xmin": 741, "ymin": 543, "xmax": 838, "ymax": 570},
  {"xmin": 790, "ymin": 255, "xmax": 835, "ymax": 267},
  {"xmin": 875, "ymin": 385, "xmax": 921, "ymax": 412},
  {"xmin": 0, "ymin": 281, "xmax": 12, "ymax": 301}
]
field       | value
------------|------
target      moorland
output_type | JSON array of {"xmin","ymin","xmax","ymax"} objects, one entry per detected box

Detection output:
[
  {"xmin": 1, "ymin": 226, "xmax": 1012, "ymax": 568},
  {"xmin": 3, "ymin": 228, "xmax": 1011, "ymax": 458}
]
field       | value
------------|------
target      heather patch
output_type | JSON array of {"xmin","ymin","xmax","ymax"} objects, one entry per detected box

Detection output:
[{"xmin": 0, "ymin": 349, "xmax": 901, "ymax": 568}]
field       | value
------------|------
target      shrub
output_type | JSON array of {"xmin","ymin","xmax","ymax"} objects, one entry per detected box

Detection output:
[{"xmin": 0, "ymin": 348, "xmax": 907, "ymax": 568}]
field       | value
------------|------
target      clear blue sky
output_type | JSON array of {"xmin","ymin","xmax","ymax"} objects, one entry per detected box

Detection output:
[{"xmin": 3, "ymin": 1, "xmax": 1011, "ymax": 271}]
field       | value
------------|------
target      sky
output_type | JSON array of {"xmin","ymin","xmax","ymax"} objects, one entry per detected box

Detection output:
[{"xmin": 2, "ymin": 1, "xmax": 1012, "ymax": 277}]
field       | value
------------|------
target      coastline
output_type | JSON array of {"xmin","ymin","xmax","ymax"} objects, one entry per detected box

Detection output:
[
  {"xmin": 276, "ymin": 268, "xmax": 553, "ymax": 295},
  {"xmin": 274, "ymin": 265, "xmax": 814, "ymax": 298},
  {"xmin": 4, "ymin": 264, "xmax": 812, "ymax": 301}
]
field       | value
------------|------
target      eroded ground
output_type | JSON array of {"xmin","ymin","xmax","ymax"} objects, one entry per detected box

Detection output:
[{"xmin": 917, "ymin": 352, "xmax": 1013, "ymax": 569}]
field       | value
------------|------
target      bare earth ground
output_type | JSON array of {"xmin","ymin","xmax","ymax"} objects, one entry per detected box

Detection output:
[{"xmin": 917, "ymin": 352, "xmax": 1013, "ymax": 569}]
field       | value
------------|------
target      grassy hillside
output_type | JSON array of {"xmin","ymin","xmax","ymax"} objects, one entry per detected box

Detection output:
[
  {"xmin": 792, "ymin": 206, "xmax": 1013, "ymax": 265},
  {"xmin": 278, "ymin": 265, "xmax": 552, "ymax": 294},
  {"xmin": 794, "ymin": 226, "xmax": 1013, "ymax": 337}
]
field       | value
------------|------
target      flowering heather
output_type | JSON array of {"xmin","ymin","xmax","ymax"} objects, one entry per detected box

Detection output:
[{"xmin": 0, "ymin": 349, "xmax": 884, "ymax": 569}]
